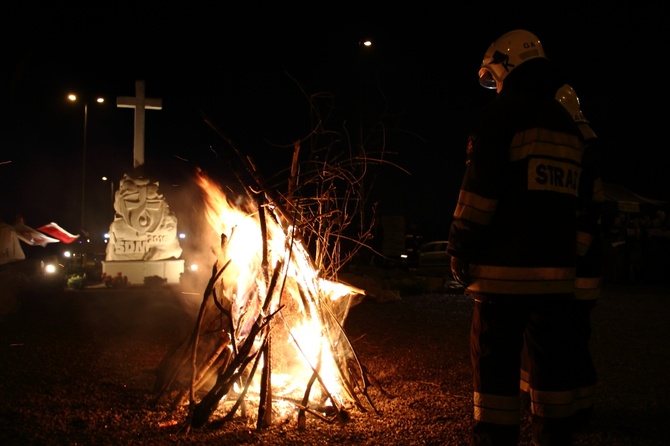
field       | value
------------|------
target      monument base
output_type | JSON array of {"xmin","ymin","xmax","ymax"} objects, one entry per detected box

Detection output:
[{"xmin": 102, "ymin": 259, "xmax": 185, "ymax": 285}]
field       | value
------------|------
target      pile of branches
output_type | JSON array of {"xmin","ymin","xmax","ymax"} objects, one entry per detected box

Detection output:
[
  {"xmin": 152, "ymin": 91, "xmax": 413, "ymax": 433},
  {"xmin": 151, "ymin": 178, "xmax": 378, "ymax": 433}
]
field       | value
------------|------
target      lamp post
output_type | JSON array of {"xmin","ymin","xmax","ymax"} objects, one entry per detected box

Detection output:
[
  {"xmin": 357, "ymin": 38, "xmax": 373, "ymax": 149},
  {"xmin": 357, "ymin": 38, "xmax": 374, "ymax": 230},
  {"xmin": 102, "ymin": 176, "xmax": 115, "ymax": 221},
  {"xmin": 68, "ymin": 94, "xmax": 104, "ymax": 234}
]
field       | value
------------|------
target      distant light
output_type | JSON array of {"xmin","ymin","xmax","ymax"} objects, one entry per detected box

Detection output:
[
  {"xmin": 103, "ymin": 233, "xmax": 110, "ymax": 239},
  {"xmin": 63, "ymin": 251, "xmax": 71, "ymax": 258},
  {"xmin": 44, "ymin": 263, "xmax": 57, "ymax": 274},
  {"xmin": 179, "ymin": 233, "xmax": 186, "ymax": 239},
  {"xmin": 189, "ymin": 263, "xmax": 198, "ymax": 272},
  {"xmin": 68, "ymin": 94, "xmax": 105, "ymax": 104},
  {"xmin": 361, "ymin": 39, "xmax": 372, "ymax": 47}
]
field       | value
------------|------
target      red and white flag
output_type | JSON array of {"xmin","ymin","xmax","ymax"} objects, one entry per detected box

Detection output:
[
  {"xmin": 13, "ymin": 222, "xmax": 59, "ymax": 247},
  {"xmin": 37, "ymin": 222, "xmax": 80, "ymax": 244}
]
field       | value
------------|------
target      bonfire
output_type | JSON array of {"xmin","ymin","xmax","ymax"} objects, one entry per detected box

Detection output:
[{"xmin": 152, "ymin": 170, "xmax": 377, "ymax": 433}]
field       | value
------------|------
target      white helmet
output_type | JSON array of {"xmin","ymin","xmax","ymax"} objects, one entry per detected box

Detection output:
[
  {"xmin": 555, "ymin": 84, "xmax": 597, "ymax": 140},
  {"xmin": 479, "ymin": 29, "xmax": 547, "ymax": 93}
]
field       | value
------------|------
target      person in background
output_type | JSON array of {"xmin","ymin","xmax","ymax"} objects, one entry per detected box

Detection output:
[{"xmin": 448, "ymin": 30, "xmax": 596, "ymax": 445}]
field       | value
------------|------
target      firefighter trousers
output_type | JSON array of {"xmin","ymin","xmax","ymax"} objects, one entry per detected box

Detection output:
[{"xmin": 470, "ymin": 294, "xmax": 577, "ymax": 446}]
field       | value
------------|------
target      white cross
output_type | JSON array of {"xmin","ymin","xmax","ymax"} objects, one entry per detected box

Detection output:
[{"xmin": 117, "ymin": 80, "xmax": 163, "ymax": 169}]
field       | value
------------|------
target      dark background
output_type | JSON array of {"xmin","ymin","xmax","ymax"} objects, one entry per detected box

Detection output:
[{"xmin": 2, "ymin": 2, "xmax": 667, "ymax": 244}]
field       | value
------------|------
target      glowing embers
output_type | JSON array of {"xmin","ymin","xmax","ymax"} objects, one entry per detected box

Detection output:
[{"xmin": 153, "ymin": 171, "xmax": 374, "ymax": 432}]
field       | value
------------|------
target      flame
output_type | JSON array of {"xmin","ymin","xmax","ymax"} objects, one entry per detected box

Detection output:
[{"xmin": 159, "ymin": 171, "xmax": 372, "ymax": 428}]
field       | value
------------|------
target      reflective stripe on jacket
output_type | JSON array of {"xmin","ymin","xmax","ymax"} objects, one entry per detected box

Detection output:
[{"xmin": 466, "ymin": 265, "xmax": 575, "ymax": 295}]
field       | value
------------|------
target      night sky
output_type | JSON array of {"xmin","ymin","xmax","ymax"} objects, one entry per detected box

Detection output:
[{"xmin": 2, "ymin": 2, "xmax": 667, "ymax": 243}]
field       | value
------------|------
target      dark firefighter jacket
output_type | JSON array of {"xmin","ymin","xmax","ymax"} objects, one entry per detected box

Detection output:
[{"xmin": 448, "ymin": 59, "xmax": 595, "ymax": 296}]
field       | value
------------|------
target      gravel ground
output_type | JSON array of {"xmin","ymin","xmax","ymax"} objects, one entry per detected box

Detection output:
[{"xmin": 0, "ymin": 275, "xmax": 668, "ymax": 445}]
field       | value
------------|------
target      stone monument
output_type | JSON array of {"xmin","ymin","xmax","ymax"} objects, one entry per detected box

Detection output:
[{"xmin": 102, "ymin": 80, "xmax": 184, "ymax": 285}]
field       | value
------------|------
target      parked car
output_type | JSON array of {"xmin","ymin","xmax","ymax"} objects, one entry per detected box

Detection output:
[{"xmin": 418, "ymin": 240, "xmax": 451, "ymax": 266}]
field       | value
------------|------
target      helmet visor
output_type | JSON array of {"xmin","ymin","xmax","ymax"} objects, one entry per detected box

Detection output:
[{"xmin": 478, "ymin": 67, "xmax": 497, "ymax": 89}]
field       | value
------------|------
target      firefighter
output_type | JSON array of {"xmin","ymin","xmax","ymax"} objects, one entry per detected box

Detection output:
[
  {"xmin": 521, "ymin": 84, "xmax": 604, "ymax": 430},
  {"xmin": 448, "ymin": 30, "xmax": 593, "ymax": 445}
]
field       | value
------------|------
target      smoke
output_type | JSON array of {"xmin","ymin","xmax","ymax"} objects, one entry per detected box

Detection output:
[{"xmin": 160, "ymin": 169, "xmax": 251, "ymax": 295}]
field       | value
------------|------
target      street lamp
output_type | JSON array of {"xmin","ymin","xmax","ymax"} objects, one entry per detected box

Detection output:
[
  {"xmin": 357, "ymin": 37, "xmax": 375, "ymax": 228},
  {"xmin": 102, "ymin": 176, "xmax": 115, "ymax": 221},
  {"xmin": 68, "ymin": 94, "xmax": 104, "ymax": 234}
]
